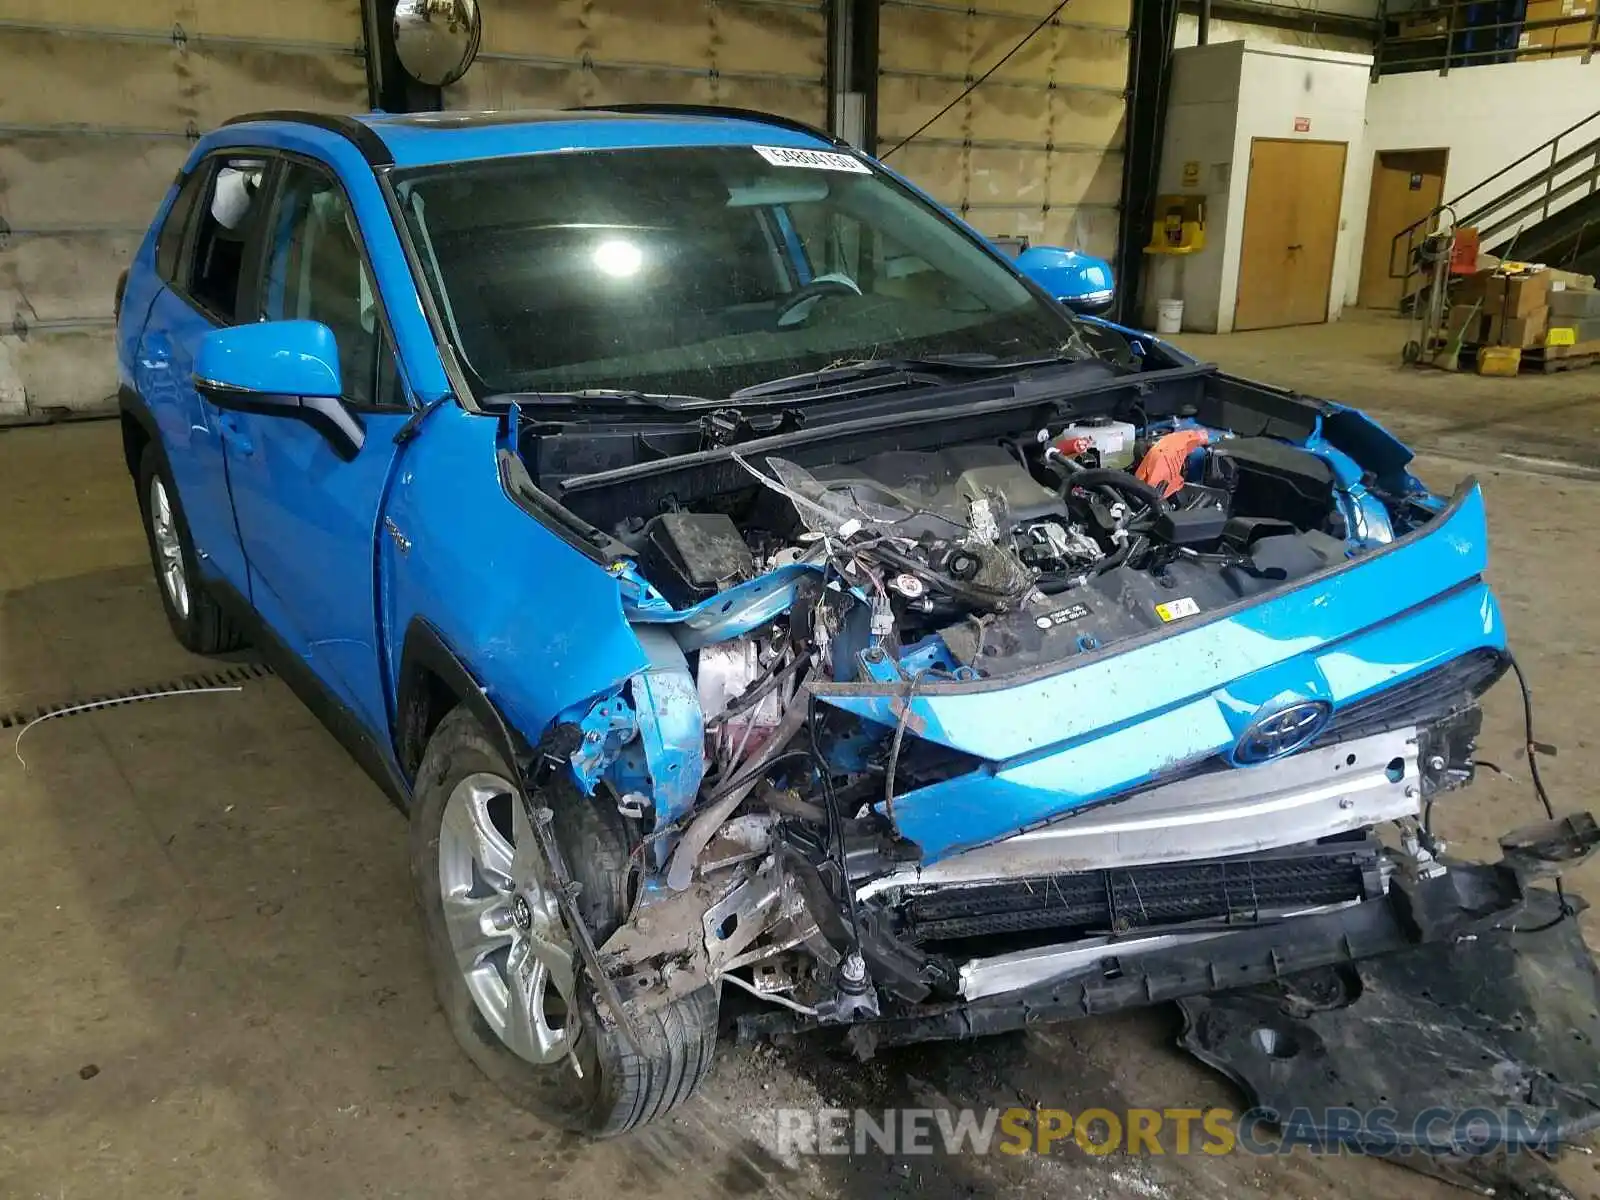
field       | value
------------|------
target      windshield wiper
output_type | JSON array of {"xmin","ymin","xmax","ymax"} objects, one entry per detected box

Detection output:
[
  {"xmin": 506, "ymin": 388, "xmax": 716, "ymax": 411},
  {"xmin": 727, "ymin": 350, "xmax": 1083, "ymax": 401}
]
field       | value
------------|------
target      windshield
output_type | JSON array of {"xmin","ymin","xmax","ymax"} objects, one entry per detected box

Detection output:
[{"xmin": 392, "ymin": 144, "xmax": 1082, "ymax": 401}]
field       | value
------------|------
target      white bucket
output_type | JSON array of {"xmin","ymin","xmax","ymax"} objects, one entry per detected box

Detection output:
[{"xmin": 1155, "ymin": 298, "xmax": 1184, "ymax": 334}]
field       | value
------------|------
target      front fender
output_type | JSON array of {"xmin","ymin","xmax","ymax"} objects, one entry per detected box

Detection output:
[{"xmin": 380, "ymin": 405, "xmax": 650, "ymax": 761}]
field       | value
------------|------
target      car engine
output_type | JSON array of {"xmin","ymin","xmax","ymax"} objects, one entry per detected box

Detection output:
[{"xmin": 617, "ymin": 416, "xmax": 1363, "ymax": 683}]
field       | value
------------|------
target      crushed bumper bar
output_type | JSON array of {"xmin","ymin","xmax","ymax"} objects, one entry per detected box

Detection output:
[{"xmin": 735, "ymin": 814, "xmax": 1599, "ymax": 1060}]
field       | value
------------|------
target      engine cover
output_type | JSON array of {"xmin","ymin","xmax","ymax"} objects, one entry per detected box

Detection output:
[{"xmin": 807, "ymin": 445, "xmax": 1065, "ymax": 540}]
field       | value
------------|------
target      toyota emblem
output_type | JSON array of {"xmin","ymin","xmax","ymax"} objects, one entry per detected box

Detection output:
[{"xmin": 1232, "ymin": 700, "xmax": 1333, "ymax": 764}]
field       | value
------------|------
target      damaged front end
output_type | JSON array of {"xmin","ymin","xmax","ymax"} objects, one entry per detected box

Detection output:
[{"xmin": 515, "ymin": 373, "xmax": 1598, "ymax": 1161}]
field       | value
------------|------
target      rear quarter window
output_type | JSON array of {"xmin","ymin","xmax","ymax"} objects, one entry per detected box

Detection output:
[{"xmin": 154, "ymin": 170, "xmax": 205, "ymax": 285}]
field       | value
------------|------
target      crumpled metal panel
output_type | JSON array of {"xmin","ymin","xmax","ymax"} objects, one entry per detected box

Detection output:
[{"xmin": 816, "ymin": 485, "xmax": 1502, "ymax": 861}]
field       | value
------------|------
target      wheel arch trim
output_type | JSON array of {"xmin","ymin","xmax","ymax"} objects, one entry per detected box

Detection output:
[
  {"xmin": 118, "ymin": 385, "xmax": 160, "ymax": 479},
  {"xmin": 395, "ymin": 616, "xmax": 528, "ymax": 787}
]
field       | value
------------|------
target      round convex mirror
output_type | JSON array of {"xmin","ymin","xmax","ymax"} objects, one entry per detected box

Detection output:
[{"xmin": 394, "ymin": 0, "xmax": 483, "ymax": 88}]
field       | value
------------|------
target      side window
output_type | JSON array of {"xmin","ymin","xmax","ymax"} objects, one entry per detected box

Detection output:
[
  {"xmin": 155, "ymin": 169, "xmax": 206, "ymax": 285},
  {"xmin": 186, "ymin": 156, "xmax": 269, "ymax": 323},
  {"xmin": 262, "ymin": 162, "xmax": 404, "ymax": 409}
]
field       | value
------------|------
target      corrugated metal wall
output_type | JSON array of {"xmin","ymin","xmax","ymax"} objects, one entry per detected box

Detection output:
[
  {"xmin": 446, "ymin": 0, "xmax": 829, "ymax": 124},
  {"xmin": 877, "ymin": 0, "xmax": 1130, "ymax": 258},
  {"xmin": 0, "ymin": 1, "xmax": 366, "ymax": 419},
  {"xmin": 0, "ymin": 0, "xmax": 1135, "ymax": 419}
]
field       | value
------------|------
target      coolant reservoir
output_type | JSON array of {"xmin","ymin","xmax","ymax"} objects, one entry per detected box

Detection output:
[{"xmin": 1053, "ymin": 417, "xmax": 1137, "ymax": 471}]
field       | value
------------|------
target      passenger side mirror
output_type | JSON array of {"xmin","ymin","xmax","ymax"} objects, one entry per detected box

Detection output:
[
  {"xmin": 1012, "ymin": 245, "xmax": 1116, "ymax": 315},
  {"xmin": 194, "ymin": 320, "xmax": 365, "ymax": 459}
]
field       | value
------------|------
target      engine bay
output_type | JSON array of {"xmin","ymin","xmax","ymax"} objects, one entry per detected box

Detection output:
[
  {"xmin": 502, "ymin": 374, "xmax": 1522, "ymax": 1061},
  {"xmin": 554, "ymin": 411, "xmax": 1417, "ymax": 682}
]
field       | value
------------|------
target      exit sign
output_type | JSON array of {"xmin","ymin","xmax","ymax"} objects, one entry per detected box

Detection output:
[{"xmin": 1293, "ymin": 116, "xmax": 1311, "ymax": 132}]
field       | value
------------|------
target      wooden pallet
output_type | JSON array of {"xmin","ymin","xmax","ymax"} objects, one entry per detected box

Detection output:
[
  {"xmin": 1522, "ymin": 338, "xmax": 1600, "ymax": 375},
  {"xmin": 1527, "ymin": 351, "xmax": 1599, "ymax": 374},
  {"xmin": 1449, "ymin": 338, "xmax": 1600, "ymax": 375}
]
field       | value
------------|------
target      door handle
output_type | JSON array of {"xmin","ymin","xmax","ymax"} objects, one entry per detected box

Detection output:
[
  {"xmin": 219, "ymin": 414, "xmax": 254, "ymax": 456},
  {"xmin": 1287, "ymin": 243, "xmax": 1304, "ymax": 251}
]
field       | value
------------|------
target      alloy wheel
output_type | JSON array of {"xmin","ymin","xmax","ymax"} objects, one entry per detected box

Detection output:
[
  {"xmin": 437, "ymin": 772, "xmax": 579, "ymax": 1065},
  {"xmin": 148, "ymin": 475, "xmax": 190, "ymax": 620}
]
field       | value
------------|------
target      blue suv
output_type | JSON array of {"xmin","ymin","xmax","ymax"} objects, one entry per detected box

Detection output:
[{"xmin": 116, "ymin": 106, "xmax": 1593, "ymax": 1141}]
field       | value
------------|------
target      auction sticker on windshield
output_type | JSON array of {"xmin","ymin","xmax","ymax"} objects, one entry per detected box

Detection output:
[{"xmin": 754, "ymin": 145, "xmax": 871, "ymax": 173}]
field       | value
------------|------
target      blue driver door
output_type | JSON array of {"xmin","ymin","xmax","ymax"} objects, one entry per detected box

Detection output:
[
  {"xmin": 136, "ymin": 155, "xmax": 274, "ymax": 596},
  {"xmin": 221, "ymin": 160, "xmax": 414, "ymax": 733}
]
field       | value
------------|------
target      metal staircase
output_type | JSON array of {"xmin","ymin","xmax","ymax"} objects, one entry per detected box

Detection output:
[{"xmin": 1392, "ymin": 108, "xmax": 1600, "ymax": 303}]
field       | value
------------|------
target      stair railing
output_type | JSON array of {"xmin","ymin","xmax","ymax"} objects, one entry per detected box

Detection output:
[{"xmin": 1389, "ymin": 107, "xmax": 1600, "ymax": 307}]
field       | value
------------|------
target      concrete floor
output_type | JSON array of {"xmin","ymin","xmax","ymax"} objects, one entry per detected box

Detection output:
[
  {"xmin": 1179, "ymin": 308, "xmax": 1600, "ymax": 474},
  {"xmin": 3, "ymin": 311, "xmax": 1600, "ymax": 1199}
]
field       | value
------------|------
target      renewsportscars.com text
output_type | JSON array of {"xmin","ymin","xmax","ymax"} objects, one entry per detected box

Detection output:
[{"xmin": 773, "ymin": 1106, "xmax": 1565, "ymax": 1158}]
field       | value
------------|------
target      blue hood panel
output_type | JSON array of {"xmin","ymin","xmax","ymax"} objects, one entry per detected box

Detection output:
[{"xmin": 813, "ymin": 483, "xmax": 1503, "ymax": 861}]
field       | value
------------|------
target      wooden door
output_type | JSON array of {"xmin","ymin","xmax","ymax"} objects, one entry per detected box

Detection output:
[
  {"xmin": 1357, "ymin": 148, "xmax": 1449, "ymax": 310},
  {"xmin": 1234, "ymin": 139, "xmax": 1349, "ymax": 331}
]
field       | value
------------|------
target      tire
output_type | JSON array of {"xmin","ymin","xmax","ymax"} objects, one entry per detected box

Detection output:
[
  {"xmin": 136, "ymin": 444, "xmax": 245, "ymax": 654},
  {"xmin": 410, "ymin": 705, "xmax": 719, "ymax": 1135}
]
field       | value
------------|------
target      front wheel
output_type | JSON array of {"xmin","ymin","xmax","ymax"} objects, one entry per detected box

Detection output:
[
  {"xmin": 409, "ymin": 706, "xmax": 718, "ymax": 1135},
  {"xmin": 136, "ymin": 445, "xmax": 244, "ymax": 654}
]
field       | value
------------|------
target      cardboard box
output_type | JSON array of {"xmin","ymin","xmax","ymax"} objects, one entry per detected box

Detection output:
[
  {"xmin": 1555, "ymin": 19, "xmax": 1597, "ymax": 52},
  {"xmin": 1550, "ymin": 268, "xmax": 1598, "ymax": 291},
  {"xmin": 1486, "ymin": 271, "xmax": 1550, "ymax": 318},
  {"xmin": 1550, "ymin": 288, "xmax": 1600, "ymax": 318},
  {"xmin": 1445, "ymin": 304, "xmax": 1486, "ymax": 343},
  {"xmin": 1544, "ymin": 315, "xmax": 1600, "ymax": 344},
  {"xmin": 1521, "ymin": 4, "xmax": 1596, "ymax": 56},
  {"xmin": 1453, "ymin": 270, "xmax": 1495, "ymax": 304},
  {"xmin": 1397, "ymin": 10, "xmax": 1451, "ymax": 35},
  {"xmin": 1525, "ymin": 0, "xmax": 1589, "ymax": 21},
  {"xmin": 1487, "ymin": 306, "xmax": 1549, "ymax": 347}
]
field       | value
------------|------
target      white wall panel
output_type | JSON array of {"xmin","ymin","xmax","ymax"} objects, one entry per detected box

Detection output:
[{"xmin": 1352, "ymin": 56, "xmax": 1600, "ymax": 306}]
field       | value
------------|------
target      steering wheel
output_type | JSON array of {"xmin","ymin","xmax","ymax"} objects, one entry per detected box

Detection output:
[{"xmin": 775, "ymin": 274, "xmax": 862, "ymax": 328}]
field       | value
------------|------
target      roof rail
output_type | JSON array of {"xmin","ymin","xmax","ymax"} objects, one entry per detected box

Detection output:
[
  {"xmin": 565, "ymin": 103, "xmax": 850, "ymax": 150},
  {"xmin": 221, "ymin": 110, "xmax": 395, "ymax": 167}
]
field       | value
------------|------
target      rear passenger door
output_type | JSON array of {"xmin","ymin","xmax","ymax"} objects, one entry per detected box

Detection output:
[
  {"xmin": 135, "ymin": 153, "xmax": 274, "ymax": 596},
  {"xmin": 221, "ymin": 157, "xmax": 414, "ymax": 734}
]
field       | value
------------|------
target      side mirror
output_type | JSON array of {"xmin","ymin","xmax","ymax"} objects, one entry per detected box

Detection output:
[
  {"xmin": 194, "ymin": 320, "xmax": 365, "ymax": 459},
  {"xmin": 1013, "ymin": 245, "xmax": 1116, "ymax": 315}
]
